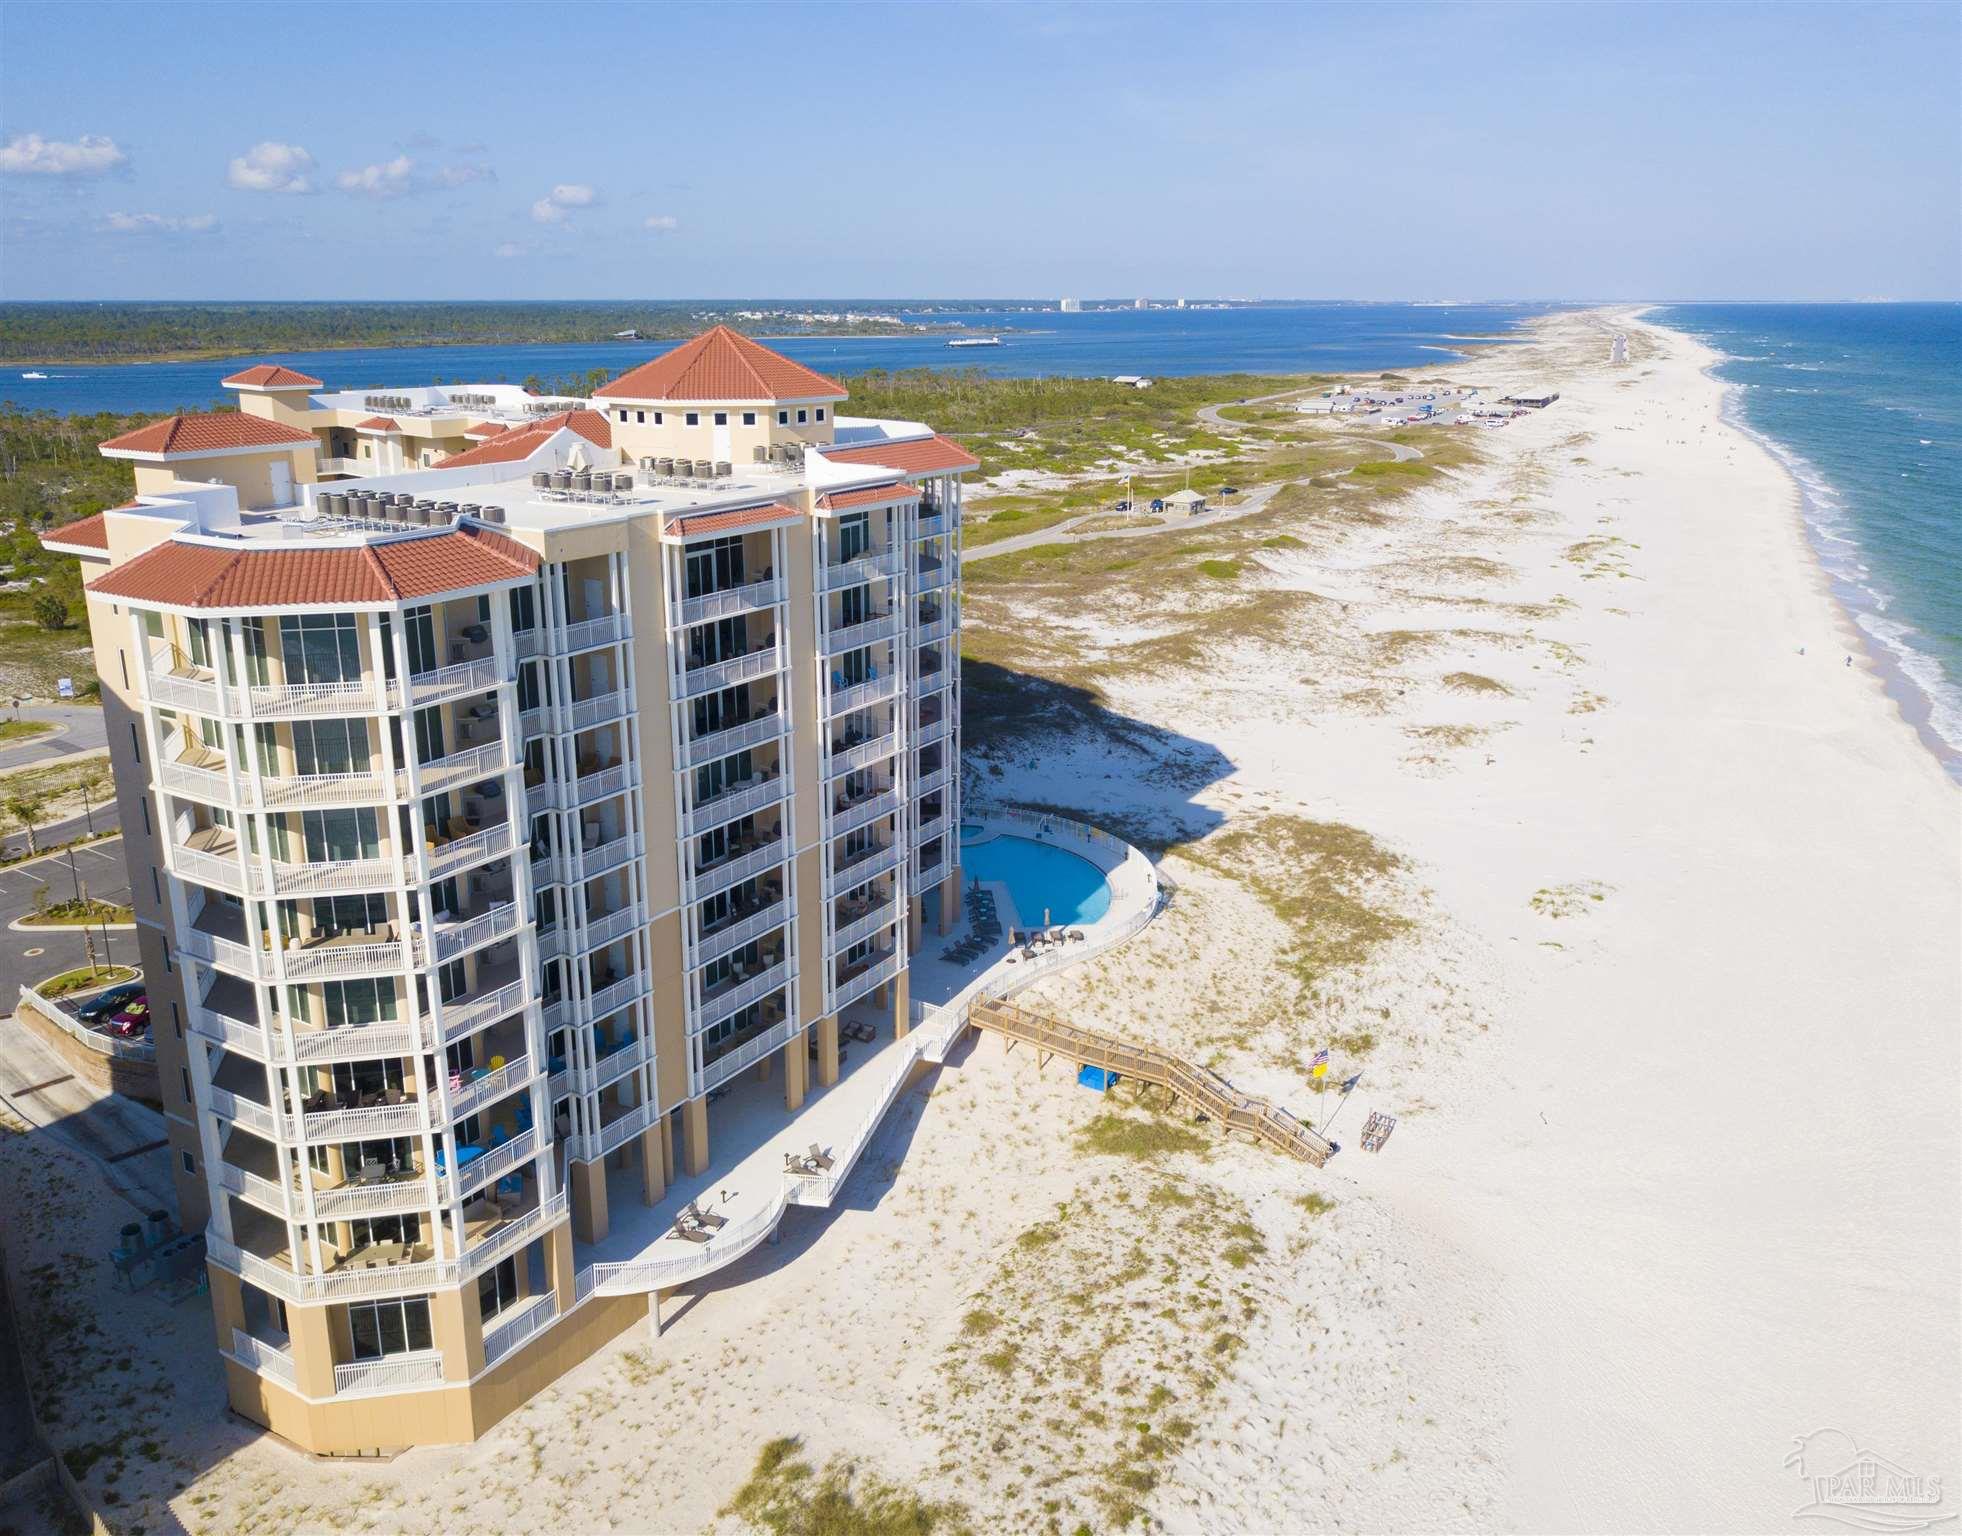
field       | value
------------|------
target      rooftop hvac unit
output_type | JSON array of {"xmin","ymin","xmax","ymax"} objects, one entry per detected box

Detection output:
[{"xmin": 480, "ymin": 505, "xmax": 507, "ymax": 525}]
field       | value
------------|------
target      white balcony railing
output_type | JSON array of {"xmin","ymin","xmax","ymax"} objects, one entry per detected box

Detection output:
[
  {"xmin": 677, "ymin": 577, "xmax": 782, "ymax": 627},
  {"xmin": 914, "ymin": 716, "xmax": 953, "ymax": 750},
  {"xmin": 914, "ymin": 666, "xmax": 951, "ymax": 698},
  {"xmin": 823, "ymin": 549, "xmax": 902, "ymax": 591},
  {"xmin": 912, "ymin": 765, "xmax": 950, "ymax": 800},
  {"xmin": 426, "ymin": 821, "xmax": 513, "ymax": 879},
  {"xmin": 437, "ymin": 978, "xmax": 527, "ymax": 1044},
  {"xmin": 826, "ymin": 672, "xmax": 899, "ymax": 719},
  {"xmin": 333, "ymin": 1349, "xmax": 446, "ymax": 1398},
  {"xmin": 831, "ymin": 901, "xmax": 899, "ymax": 955},
  {"xmin": 823, "ymin": 613, "xmax": 899, "ymax": 657},
  {"xmin": 829, "ymin": 789, "xmax": 898, "ymax": 839},
  {"xmin": 692, "ymin": 838, "xmax": 790, "ymax": 900},
  {"xmin": 569, "ymin": 831, "xmax": 641, "ymax": 882},
  {"xmin": 456, "ymin": 1127, "xmax": 538, "ymax": 1200},
  {"xmin": 578, "ymin": 902, "xmax": 644, "ymax": 952},
  {"xmin": 686, "ymin": 775, "xmax": 787, "ymax": 837},
  {"xmin": 279, "ymin": 936, "xmax": 410, "ymax": 982},
  {"xmin": 408, "ymin": 656, "xmax": 501, "ymax": 707},
  {"xmin": 209, "ymin": 1084, "xmax": 282, "ymax": 1139},
  {"xmin": 182, "ymin": 926, "xmax": 279, "ymax": 983},
  {"xmin": 230, "ymin": 1329, "xmax": 298, "ymax": 1389},
  {"xmin": 562, "ymin": 689, "xmax": 628, "ymax": 732},
  {"xmin": 310, "ymin": 1173, "xmax": 438, "ymax": 1220},
  {"xmin": 679, "ymin": 647, "xmax": 778, "ymax": 700},
  {"xmin": 552, "ymin": 612, "xmax": 630, "ymax": 654},
  {"xmin": 303, "ymin": 1097, "xmax": 429, "ymax": 1142},
  {"xmin": 271, "ymin": 854, "xmax": 397, "ymax": 897},
  {"xmin": 583, "ymin": 973, "xmax": 649, "ymax": 1024},
  {"xmin": 830, "ymin": 951, "xmax": 900, "ymax": 1014},
  {"xmin": 694, "ymin": 900, "xmax": 789, "ymax": 967},
  {"xmin": 482, "ymin": 1292, "xmax": 558, "ymax": 1369},
  {"xmin": 915, "ymin": 511, "xmax": 951, "ymax": 540},
  {"xmin": 826, "ymin": 841, "xmax": 901, "ymax": 898},
  {"xmin": 699, "ymin": 1015, "xmax": 800, "ymax": 1094},
  {"xmin": 826, "ymin": 731, "xmax": 898, "ymax": 778},
  {"xmin": 681, "ymin": 711, "xmax": 786, "ymax": 770},
  {"xmin": 286, "ymin": 1016, "xmax": 432, "ymax": 1064},
  {"xmin": 914, "ymin": 613, "xmax": 957, "ymax": 646},
  {"xmin": 569, "ymin": 763, "xmax": 631, "ymax": 808},
  {"xmin": 427, "ymin": 901, "xmax": 519, "ymax": 963},
  {"xmin": 696, "ymin": 962, "xmax": 788, "ymax": 1031},
  {"xmin": 449, "ymin": 1055, "xmax": 532, "ymax": 1121},
  {"xmin": 416, "ymin": 739, "xmax": 508, "ymax": 796}
]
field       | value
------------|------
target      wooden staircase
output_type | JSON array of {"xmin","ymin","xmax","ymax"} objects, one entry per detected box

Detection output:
[{"xmin": 966, "ymin": 997, "xmax": 1333, "ymax": 1166}]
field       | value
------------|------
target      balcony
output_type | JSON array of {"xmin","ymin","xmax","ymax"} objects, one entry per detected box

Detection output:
[
  {"xmin": 449, "ymin": 1053, "xmax": 535, "ymax": 1122},
  {"xmin": 282, "ymin": 925, "xmax": 414, "ymax": 982},
  {"xmin": 824, "ymin": 612, "xmax": 898, "ymax": 656},
  {"xmin": 300, "ymin": 1090, "xmax": 430, "ymax": 1142},
  {"xmin": 826, "ymin": 670, "xmax": 899, "ymax": 718},
  {"xmin": 408, "ymin": 655, "xmax": 502, "ymax": 708},
  {"xmin": 437, "ymin": 974, "xmax": 528, "ymax": 1045},
  {"xmin": 686, "ymin": 773, "xmax": 787, "ymax": 837},
  {"xmin": 695, "ymin": 897, "xmax": 788, "ymax": 967},
  {"xmin": 579, "ymin": 901, "xmax": 645, "ymax": 952},
  {"xmin": 830, "ymin": 786, "xmax": 897, "ymax": 839},
  {"xmin": 425, "ymin": 819, "xmax": 513, "ymax": 880},
  {"xmin": 333, "ymin": 1351, "xmax": 446, "ymax": 1399},
  {"xmin": 681, "ymin": 710, "xmax": 786, "ymax": 770},
  {"xmin": 482, "ymin": 1292, "xmax": 558, "ymax": 1369},
  {"xmin": 552, "ymin": 612, "xmax": 631, "ymax": 654},
  {"xmin": 698, "ymin": 960, "xmax": 788, "ymax": 1032},
  {"xmin": 914, "ymin": 612, "xmax": 957, "ymax": 647},
  {"xmin": 679, "ymin": 645, "xmax": 779, "ymax": 701},
  {"xmin": 914, "ymin": 716, "xmax": 953, "ymax": 750},
  {"xmin": 915, "ymin": 556, "xmax": 953, "ymax": 595},
  {"xmin": 831, "ymin": 948, "xmax": 899, "ymax": 1014},
  {"xmin": 914, "ymin": 660, "xmax": 951, "ymax": 698},
  {"xmin": 912, "ymin": 764, "xmax": 950, "ymax": 800},
  {"xmin": 699, "ymin": 1013, "xmax": 798, "ymax": 1094},
  {"xmin": 826, "ymin": 729, "xmax": 898, "ymax": 779},
  {"xmin": 561, "ymin": 688, "xmax": 628, "ymax": 733},
  {"xmin": 245, "ymin": 676, "xmax": 400, "ymax": 721},
  {"xmin": 828, "ymin": 839, "xmax": 900, "ymax": 896},
  {"xmin": 832, "ymin": 899, "xmax": 898, "ymax": 954},
  {"xmin": 915, "ymin": 510, "xmax": 951, "ymax": 540},
  {"xmin": 823, "ymin": 549, "xmax": 902, "ymax": 592},
  {"xmin": 426, "ymin": 901, "xmax": 519, "ymax": 964},
  {"xmin": 692, "ymin": 830, "xmax": 789, "ymax": 900},
  {"xmin": 678, "ymin": 577, "xmax": 782, "ymax": 628},
  {"xmin": 417, "ymin": 739, "xmax": 509, "ymax": 797}
]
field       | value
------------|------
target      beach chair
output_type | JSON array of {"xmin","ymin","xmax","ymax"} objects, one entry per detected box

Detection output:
[{"xmin": 806, "ymin": 1143, "xmax": 835, "ymax": 1171}]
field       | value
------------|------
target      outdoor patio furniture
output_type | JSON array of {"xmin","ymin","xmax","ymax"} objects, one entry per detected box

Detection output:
[{"xmin": 806, "ymin": 1144, "xmax": 834, "ymax": 1171}]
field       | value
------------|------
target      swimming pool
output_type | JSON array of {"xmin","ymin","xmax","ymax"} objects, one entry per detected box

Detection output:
[{"xmin": 960, "ymin": 833, "xmax": 1112, "ymax": 927}]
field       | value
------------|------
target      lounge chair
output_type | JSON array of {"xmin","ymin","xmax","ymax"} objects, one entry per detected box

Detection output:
[
  {"xmin": 806, "ymin": 1143, "xmax": 835, "ymax": 1171},
  {"xmin": 681, "ymin": 1200, "xmax": 727, "ymax": 1232},
  {"xmin": 672, "ymin": 1222, "xmax": 712, "ymax": 1244}
]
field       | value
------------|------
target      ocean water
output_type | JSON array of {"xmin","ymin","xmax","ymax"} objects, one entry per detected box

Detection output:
[
  {"xmin": 0, "ymin": 301, "xmax": 1555, "ymax": 417},
  {"xmin": 1652, "ymin": 304, "xmax": 1962, "ymax": 778}
]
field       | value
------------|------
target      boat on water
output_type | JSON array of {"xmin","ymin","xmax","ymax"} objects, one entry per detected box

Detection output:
[
  {"xmin": 946, "ymin": 336, "xmax": 1002, "ymax": 349},
  {"xmin": 20, "ymin": 371, "xmax": 48, "ymax": 380}
]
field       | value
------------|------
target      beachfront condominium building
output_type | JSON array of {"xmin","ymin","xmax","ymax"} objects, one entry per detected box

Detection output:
[{"xmin": 46, "ymin": 327, "xmax": 974, "ymax": 1451}]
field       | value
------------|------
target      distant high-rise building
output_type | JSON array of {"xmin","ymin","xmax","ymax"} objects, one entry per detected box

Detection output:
[
  {"xmin": 1058, "ymin": 297, "xmax": 1081, "ymax": 313},
  {"xmin": 1133, "ymin": 297, "xmax": 1147, "ymax": 309},
  {"xmin": 1175, "ymin": 298, "xmax": 1186, "ymax": 309}
]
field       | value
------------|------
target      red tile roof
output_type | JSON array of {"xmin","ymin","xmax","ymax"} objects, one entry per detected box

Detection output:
[
  {"xmin": 821, "ymin": 434, "xmax": 978, "ymax": 476},
  {"xmin": 816, "ymin": 481, "xmax": 919, "ymax": 512},
  {"xmin": 464, "ymin": 421, "xmax": 506, "ymax": 440},
  {"xmin": 99, "ymin": 412, "xmax": 318, "ymax": 457},
  {"xmin": 223, "ymin": 363, "xmax": 324, "ymax": 389},
  {"xmin": 596, "ymin": 326, "xmax": 846, "ymax": 403},
  {"xmin": 87, "ymin": 525, "xmax": 537, "ymax": 610},
  {"xmin": 434, "ymin": 426, "xmax": 558, "ymax": 470},
  {"xmin": 40, "ymin": 512, "xmax": 111, "ymax": 553},
  {"xmin": 664, "ymin": 502, "xmax": 802, "ymax": 540},
  {"xmin": 529, "ymin": 409, "xmax": 612, "ymax": 450},
  {"xmin": 356, "ymin": 415, "xmax": 399, "ymax": 432}
]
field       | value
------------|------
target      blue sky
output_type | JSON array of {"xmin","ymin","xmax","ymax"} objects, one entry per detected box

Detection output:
[{"xmin": 2, "ymin": 1, "xmax": 1956, "ymax": 301}]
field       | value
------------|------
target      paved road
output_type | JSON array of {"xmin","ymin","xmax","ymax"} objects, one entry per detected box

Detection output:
[
  {"xmin": 0, "ymin": 799, "xmax": 122, "ymax": 864},
  {"xmin": 0, "ymin": 835, "xmax": 133, "ymax": 1002},
  {"xmin": 968, "ymin": 479, "xmax": 1293, "ymax": 563},
  {"xmin": 1196, "ymin": 384, "xmax": 1319, "ymax": 432},
  {"xmin": 0, "ymin": 704, "xmax": 107, "ymax": 771}
]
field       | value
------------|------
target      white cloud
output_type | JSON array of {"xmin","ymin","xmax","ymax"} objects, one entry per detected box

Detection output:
[
  {"xmin": 530, "ymin": 183, "xmax": 597, "ymax": 224},
  {"xmin": 227, "ymin": 141, "xmax": 315, "ymax": 194},
  {"xmin": 493, "ymin": 241, "xmax": 524, "ymax": 259},
  {"xmin": 643, "ymin": 213, "xmax": 680, "ymax": 233},
  {"xmin": 102, "ymin": 211, "xmax": 219, "ymax": 235},
  {"xmin": 335, "ymin": 155, "xmax": 414, "ymax": 199},
  {"xmin": 0, "ymin": 132, "xmax": 127, "ymax": 177}
]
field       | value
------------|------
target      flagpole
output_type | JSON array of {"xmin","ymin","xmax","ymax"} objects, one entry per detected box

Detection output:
[{"xmin": 1320, "ymin": 1075, "xmax": 1360, "ymax": 1138}]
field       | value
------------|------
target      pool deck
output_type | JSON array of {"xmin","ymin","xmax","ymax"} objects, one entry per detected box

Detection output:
[{"xmin": 573, "ymin": 811, "xmax": 1160, "ymax": 1295}]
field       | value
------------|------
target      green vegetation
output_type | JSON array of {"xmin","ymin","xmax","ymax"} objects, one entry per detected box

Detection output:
[
  {"xmin": 0, "ymin": 301, "xmax": 934, "ymax": 365},
  {"xmin": 1075, "ymin": 1108, "xmax": 1213, "ymax": 1162},
  {"xmin": 721, "ymin": 1436, "xmax": 972, "ymax": 1536},
  {"xmin": 38, "ymin": 964, "xmax": 138, "ymax": 999},
  {"xmin": 0, "ymin": 719, "xmax": 53, "ymax": 743},
  {"xmin": 1197, "ymin": 559, "xmax": 1240, "ymax": 580},
  {"xmin": 22, "ymin": 896, "xmax": 132, "ymax": 928}
]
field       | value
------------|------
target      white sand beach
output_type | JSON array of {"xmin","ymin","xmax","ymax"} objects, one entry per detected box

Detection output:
[{"xmin": 3, "ymin": 306, "xmax": 1954, "ymax": 1534}]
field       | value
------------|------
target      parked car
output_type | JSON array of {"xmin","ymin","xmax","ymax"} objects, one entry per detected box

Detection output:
[
  {"xmin": 1218, "ymin": 485, "xmax": 1239, "ymax": 496},
  {"xmin": 77, "ymin": 983, "xmax": 144, "ymax": 1022}
]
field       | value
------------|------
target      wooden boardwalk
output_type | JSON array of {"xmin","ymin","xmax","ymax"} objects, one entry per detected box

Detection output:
[{"xmin": 967, "ymin": 997, "xmax": 1334, "ymax": 1166}]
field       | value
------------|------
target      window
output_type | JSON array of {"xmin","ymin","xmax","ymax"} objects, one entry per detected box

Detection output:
[
  {"xmin": 118, "ymin": 651, "xmax": 129, "ymax": 689},
  {"xmin": 685, "ymin": 411, "xmax": 699, "ymax": 428},
  {"xmin": 797, "ymin": 409, "xmax": 808, "ymax": 425},
  {"xmin": 777, "ymin": 410, "xmax": 788, "ymax": 426},
  {"xmin": 171, "ymin": 1002, "xmax": 181, "ymax": 1038},
  {"xmin": 479, "ymin": 1256, "xmax": 520, "ymax": 1321},
  {"xmin": 404, "ymin": 606, "xmax": 438, "ymax": 675},
  {"xmin": 279, "ymin": 613, "xmax": 362, "ymax": 686},
  {"xmin": 742, "ymin": 411, "xmax": 756, "ymax": 427},
  {"xmin": 180, "ymin": 1066, "xmax": 192, "ymax": 1102},
  {"xmin": 816, "ymin": 407, "xmax": 827, "ymax": 422},
  {"xmin": 152, "ymin": 870, "xmax": 161, "ymax": 904},
  {"xmin": 293, "ymin": 718, "xmax": 370, "ymax": 776},
  {"xmin": 300, "ymin": 808, "xmax": 379, "ymax": 862},
  {"xmin": 713, "ymin": 411, "xmax": 728, "ymax": 427},
  {"xmin": 243, "ymin": 620, "xmax": 271, "ymax": 685},
  {"xmin": 684, "ymin": 536, "xmax": 745, "ymax": 599},
  {"xmin": 616, "ymin": 409, "xmax": 629, "ymax": 423},
  {"xmin": 129, "ymin": 723, "xmax": 142, "ymax": 763},
  {"xmin": 413, "ymin": 705, "xmax": 446, "ymax": 765},
  {"xmin": 322, "ymin": 976, "xmax": 396, "ymax": 1028},
  {"xmin": 140, "ymin": 801, "xmax": 150, "ymax": 835},
  {"xmin": 508, "ymin": 585, "xmax": 536, "ymax": 636},
  {"xmin": 654, "ymin": 411, "xmax": 663, "ymax": 425},
  {"xmin": 347, "ymin": 1296, "xmax": 434, "ymax": 1361},
  {"xmin": 839, "ymin": 512, "xmax": 870, "ymax": 563},
  {"xmin": 331, "ymin": 1058, "xmax": 406, "ymax": 1101},
  {"xmin": 181, "ymin": 1150, "xmax": 195, "ymax": 1175},
  {"xmin": 635, "ymin": 410, "xmax": 645, "ymax": 424}
]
